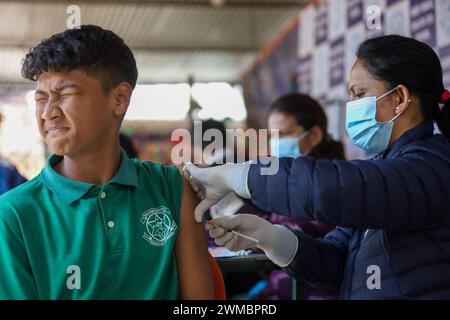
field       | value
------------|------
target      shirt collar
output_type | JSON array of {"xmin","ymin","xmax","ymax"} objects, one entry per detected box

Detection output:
[
  {"xmin": 109, "ymin": 149, "xmax": 139, "ymax": 187},
  {"xmin": 40, "ymin": 149, "xmax": 139, "ymax": 205}
]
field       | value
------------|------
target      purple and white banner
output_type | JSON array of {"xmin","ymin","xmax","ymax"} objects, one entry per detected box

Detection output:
[
  {"xmin": 297, "ymin": 55, "xmax": 312, "ymax": 94},
  {"xmin": 315, "ymin": 2, "xmax": 329, "ymax": 45},
  {"xmin": 410, "ymin": 0, "xmax": 436, "ymax": 47},
  {"xmin": 329, "ymin": 37, "xmax": 345, "ymax": 87},
  {"xmin": 440, "ymin": 44, "xmax": 450, "ymax": 89},
  {"xmin": 347, "ymin": 0, "xmax": 365, "ymax": 27},
  {"xmin": 243, "ymin": 0, "xmax": 450, "ymax": 154}
]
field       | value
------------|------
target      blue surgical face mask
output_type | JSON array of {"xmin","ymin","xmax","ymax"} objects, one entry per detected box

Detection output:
[
  {"xmin": 270, "ymin": 131, "xmax": 309, "ymax": 158},
  {"xmin": 346, "ymin": 86, "xmax": 403, "ymax": 154}
]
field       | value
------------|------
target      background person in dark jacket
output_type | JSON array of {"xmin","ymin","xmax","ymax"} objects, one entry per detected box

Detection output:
[
  {"xmin": 184, "ymin": 35, "xmax": 450, "ymax": 299},
  {"xmin": 0, "ymin": 112, "xmax": 27, "ymax": 195},
  {"xmin": 0, "ymin": 158, "xmax": 26, "ymax": 195},
  {"xmin": 253, "ymin": 93, "xmax": 344, "ymax": 300}
]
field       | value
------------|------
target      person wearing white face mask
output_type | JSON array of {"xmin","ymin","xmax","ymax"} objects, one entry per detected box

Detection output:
[
  {"xmin": 270, "ymin": 131, "xmax": 308, "ymax": 158},
  {"xmin": 248, "ymin": 94, "xmax": 345, "ymax": 300},
  {"xmin": 268, "ymin": 94, "xmax": 345, "ymax": 160},
  {"xmin": 184, "ymin": 35, "xmax": 450, "ymax": 300},
  {"xmin": 346, "ymin": 85, "xmax": 406, "ymax": 155}
]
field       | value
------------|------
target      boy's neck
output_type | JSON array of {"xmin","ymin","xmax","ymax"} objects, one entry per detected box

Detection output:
[{"xmin": 54, "ymin": 142, "xmax": 122, "ymax": 186}]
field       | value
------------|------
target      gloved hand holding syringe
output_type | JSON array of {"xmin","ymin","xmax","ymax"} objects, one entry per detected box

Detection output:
[
  {"xmin": 207, "ymin": 220, "xmax": 260, "ymax": 245},
  {"xmin": 204, "ymin": 214, "xmax": 298, "ymax": 267},
  {"xmin": 183, "ymin": 162, "xmax": 299, "ymax": 267}
]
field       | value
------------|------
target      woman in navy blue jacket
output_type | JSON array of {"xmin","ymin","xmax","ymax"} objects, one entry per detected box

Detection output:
[{"xmin": 184, "ymin": 35, "xmax": 450, "ymax": 299}]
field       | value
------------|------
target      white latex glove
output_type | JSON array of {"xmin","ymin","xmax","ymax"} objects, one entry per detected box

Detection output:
[
  {"xmin": 206, "ymin": 214, "xmax": 299, "ymax": 267},
  {"xmin": 210, "ymin": 192, "xmax": 245, "ymax": 218},
  {"xmin": 183, "ymin": 162, "xmax": 251, "ymax": 223}
]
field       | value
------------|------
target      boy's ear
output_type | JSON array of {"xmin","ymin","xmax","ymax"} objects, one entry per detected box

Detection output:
[{"xmin": 112, "ymin": 82, "xmax": 133, "ymax": 118}]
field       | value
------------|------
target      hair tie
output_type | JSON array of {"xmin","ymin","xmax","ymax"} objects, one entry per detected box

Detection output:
[{"xmin": 440, "ymin": 89, "xmax": 450, "ymax": 103}]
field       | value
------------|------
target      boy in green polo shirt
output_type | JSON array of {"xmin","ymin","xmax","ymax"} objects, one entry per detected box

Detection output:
[{"xmin": 0, "ymin": 25, "xmax": 214, "ymax": 299}]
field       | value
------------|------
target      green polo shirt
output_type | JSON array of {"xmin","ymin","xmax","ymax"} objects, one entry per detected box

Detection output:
[{"xmin": 0, "ymin": 149, "xmax": 183, "ymax": 299}]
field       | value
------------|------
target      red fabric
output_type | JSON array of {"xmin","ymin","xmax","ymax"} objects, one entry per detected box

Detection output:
[
  {"xmin": 440, "ymin": 89, "xmax": 450, "ymax": 103},
  {"xmin": 208, "ymin": 253, "xmax": 226, "ymax": 300}
]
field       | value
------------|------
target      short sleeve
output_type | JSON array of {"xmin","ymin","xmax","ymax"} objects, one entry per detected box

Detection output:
[
  {"xmin": 160, "ymin": 166, "xmax": 183, "ymax": 227},
  {"xmin": 0, "ymin": 216, "xmax": 38, "ymax": 299},
  {"xmin": 141, "ymin": 161, "xmax": 183, "ymax": 227}
]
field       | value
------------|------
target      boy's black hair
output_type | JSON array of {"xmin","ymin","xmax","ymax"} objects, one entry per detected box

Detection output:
[{"xmin": 21, "ymin": 25, "xmax": 138, "ymax": 91}]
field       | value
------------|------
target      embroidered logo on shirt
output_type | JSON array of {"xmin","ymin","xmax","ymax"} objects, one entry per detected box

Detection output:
[{"xmin": 141, "ymin": 206, "xmax": 177, "ymax": 246}]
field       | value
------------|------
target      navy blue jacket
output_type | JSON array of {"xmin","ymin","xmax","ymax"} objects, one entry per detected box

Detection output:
[
  {"xmin": 248, "ymin": 121, "xmax": 450, "ymax": 299},
  {"xmin": 0, "ymin": 158, "xmax": 26, "ymax": 195}
]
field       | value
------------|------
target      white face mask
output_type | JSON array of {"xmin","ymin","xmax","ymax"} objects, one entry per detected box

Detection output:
[
  {"xmin": 270, "ymin": 130, "xmax": 309, "ymax": 158},
  {"xmin": 345, "ymin": 86, "xmax": 403, "ymax": 154}
]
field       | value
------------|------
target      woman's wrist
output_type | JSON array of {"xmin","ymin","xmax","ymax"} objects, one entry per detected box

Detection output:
[{"xmin": 263, "ymin": 224, "xmax": 299, "ymax": 267}]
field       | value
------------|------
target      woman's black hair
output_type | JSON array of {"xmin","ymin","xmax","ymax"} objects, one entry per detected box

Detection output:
[
  {"xmin": 269, "ymin": 93, "xmax": 346, "ymax": 160},
  {"xmin": 356, "ymin": 34, "xmax": 450, "ymax": 138}
]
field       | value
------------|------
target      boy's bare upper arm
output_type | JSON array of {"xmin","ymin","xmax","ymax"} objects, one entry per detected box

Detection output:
[{"xmin": 175, "ymin": 175, "xmax": 215, "ymax": 299}]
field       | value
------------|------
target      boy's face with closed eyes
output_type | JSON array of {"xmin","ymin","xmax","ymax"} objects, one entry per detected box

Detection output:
[{"xmin": 35, "ymin": 70, "xmax": 130, "ymax": 157}]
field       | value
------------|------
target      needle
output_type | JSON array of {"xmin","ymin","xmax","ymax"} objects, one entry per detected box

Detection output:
[
  {"xmin": 231, "ymin": 230, "xmax": 260, "ymax": 245},
  {"xmin": 206, "ymin": 220, "xmax": 260, "ymax": 245}
]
